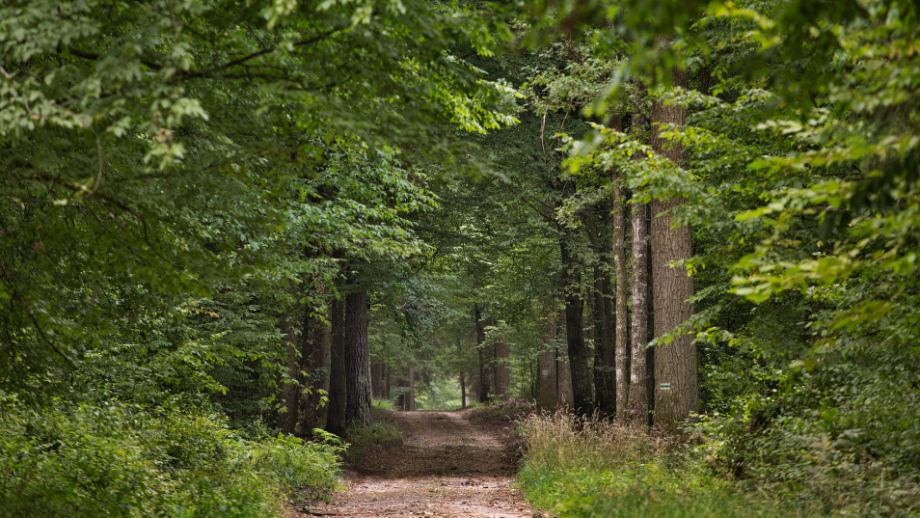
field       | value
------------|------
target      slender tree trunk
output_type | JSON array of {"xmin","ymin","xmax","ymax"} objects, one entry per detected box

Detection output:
[
  {"xmin": 345, "ymin": 288, "xmax": 372, "ymax": 426},
  {"xmin": 460, "ymin": 374, "xmax": 467, "ymax": 409},
  {"xmin": 371, "ymin": 363, "xmax": 385, "ymax": 399},
  {"xmin": 537, "ymin": 306, "xmax": 559, "ymax": 410},
  {"xmin": 407, "ymin": 366, "xmax": 416, "ymax": 411},
  {"xmin": 325, "ymin": 295, "xmax": 347, "ymax": 435},
  {"xmin": 280, "ymin": 314, "xmax": 299, "ymax": 434},
  {"xmin": 613, "ymin": 181, "xmax": 630, "ymax": 424},
  {"xmin": 494, "ymin": 338, "xmax": 510, "ymax": 400},
  {"xmin": 474, "ymin": 304, "xmax": 494, "ymax": 403},
  {"xmin": 589, "ymin": 205, "xmax": 616, "ymax": 417},
  {"xmin": 555, "ymin": 306, "xmax": 574, "ymax": 407},
  {"xmin": 384, "ymin": 363, "xmax": 390, "ymax": 399},
  {"xmin": 650, "ymin": 63, "xmax": 697, "ymax": 433},
  {"xmin": 628, "ymin": 201, "xmax": 649, "ymax": 428},
  {"xmin": 456, "ymin": 337, "xmax": 467, "ymax": 409},
  {"xmin": 560, "ymin": 233, "xmax": 593, "ymax": 415}
]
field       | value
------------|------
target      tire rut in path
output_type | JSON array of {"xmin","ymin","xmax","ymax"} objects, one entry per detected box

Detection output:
[{"xmin": 298, "ymin": 409, "xmax": 533, "ymax": 518}]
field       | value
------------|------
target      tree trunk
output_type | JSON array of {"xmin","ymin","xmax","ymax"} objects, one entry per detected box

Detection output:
[
  {"xmin": 474, "ymin": 304, "xmax": 494, "ymax": 403},
  {"xmin": 613, "ymin": 181, "xmax": 630, "ymax": 424},
  {"xmin": 408, "ymin": 366, "xmax": 416, "ymax": 411},
  {"xmin": 555, "ymin": 307, "xmax": 574, "ymax": 407},
  {"xmin": 280, "ymin": 315, "xmax": 299, "ymax": 434},
  {"xmin": 589, "ymin": 204, "xmax": 616, "ymax": 417},
  {"xmin": 457, "ymin": 337, "xmax": 467, "ymax": 409},
  {"xmin": 461, "ymin": 373, "xmax": 467, "ymax": 409},
  {"xmin": 650, "ymin": 63, "xmax": 697, "ymax": 433},
  {"xmin": 385, "ymin": 363, "xmax": 391, "ymax": 399},
  {"xmin": 325, "ymin": 295, "xmax": 347, "ymax": 436},
  {"xmin": 537, "ymin": 306, "xmax": 559, "ymax": 410},
  {"xmin": 371, "ymin": 363, "xmax": 386, "ymax": 399},
  {"xmin": 296, "ymin": 310, "xmax": 331, "ymax": 436},
  {"xmin": 345, "ymin": 288, "xmax": 372, "ymax": 426},
  {"xmin": 494, "ymin": 338, "xmax": 510, "ymax": 400},
  {"xmin": 560, "ymin": 233, "xmax": 593, "ymax": 415},
  {"xmin": 628, "ymin": 201, "xmax": 649, "ymax": 428}
]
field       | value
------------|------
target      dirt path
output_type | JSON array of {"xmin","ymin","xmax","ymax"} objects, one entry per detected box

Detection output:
[{"xmin": 297, "ymin": 408, "xmax": 533, "ymax": 518}]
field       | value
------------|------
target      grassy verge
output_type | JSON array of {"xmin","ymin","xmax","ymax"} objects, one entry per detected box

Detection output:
[{"xmin": 517, "ymin": 412, "xmax": 820, "ymax": 518}]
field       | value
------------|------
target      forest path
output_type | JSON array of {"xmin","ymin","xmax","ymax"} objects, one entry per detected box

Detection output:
[{"xmin": 296, "ymin": 408, "xmax": 533, "ymax": 518}]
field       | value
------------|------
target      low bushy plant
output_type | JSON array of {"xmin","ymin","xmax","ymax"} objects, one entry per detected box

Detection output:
[{"xmin": 0, "ymin": 395, "xmax": 342, "ymax": 518}]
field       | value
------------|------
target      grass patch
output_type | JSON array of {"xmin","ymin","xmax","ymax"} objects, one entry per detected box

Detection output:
[
  {"xmin": 372, "ymin": 398, "xmax": 395, "ymax": 410},
  {"xmin": 517, "ymin": 412, "xmax": 821, "ymax": 518}
]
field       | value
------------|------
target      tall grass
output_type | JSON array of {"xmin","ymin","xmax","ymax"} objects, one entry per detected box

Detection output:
[{"xmin": 517, "ymin": 412, "xmax": 821, "ymax": 518}]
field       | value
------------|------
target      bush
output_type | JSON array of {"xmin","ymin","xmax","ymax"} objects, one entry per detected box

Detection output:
[{"xmin": 0, "ymin": 395, "xmax": 342, "ymax": 517}]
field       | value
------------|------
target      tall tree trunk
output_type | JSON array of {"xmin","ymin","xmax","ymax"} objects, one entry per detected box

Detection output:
[
  {"xmin": 560, "ymin": 233, "xmax": 593, "ymax": 415},
  {"xmin": 650, "ymin": 63, "xmax": 697, "ymax": 433},
  {"xmin": 345, "ymin": 288, "xmax": 372, "ymax": 426},
  {"xmin": 537, "ymin": 306, "xmax": 559, "ymax": 410},
  {"xmin": 371, "ymin": 363, "xmax": 386, "ymax": 399},
  {"xmin": 628, "ymin": 201, "xmax": 649, "ymax": 428},
  {"xmin": 407, "ymin": 366, "xmax": 416, "ymax": 411},
  {"xmin": 384, "ymin": 363, "xmax": 391, "ymax": 400},
  {"xmin": 589, "ymin": 204, "xmax": 616, "ymax": 417},
  {"xmin": 555, "ymin": 306, "xmax": 574, "ymax": 407},
  {"xmin": 326, "ymin": 295, "xmax": 347, "ymax": 435},
  {"xmin": 280, "ymin": 314, "xmax": 299, "ymax": 434},
  {"xmin": 296, "ymin": 310, "xmax": 332, "ymax": 435},
  {"xmin": 460, "ymin": 373, "xmax": 467, "ymax": 409},
  {"xmin": 474, "ymin": 304, "xmax": 494, "ymax": 403},
  {"xmin": 613, "ymin": 181, "xmax": 630, "ymax": 424},
  {"xmin": 457, "ymin": 337, "xmax": 467, "ymax": 409},
  {"xmin": 494, "ymin": 338, "xmax": 510, "ymax": 400}
]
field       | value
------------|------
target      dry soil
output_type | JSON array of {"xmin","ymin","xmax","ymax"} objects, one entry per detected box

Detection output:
[{"xmin": 292, "ymin": 407, "xmax": 533, "ymax": 518}]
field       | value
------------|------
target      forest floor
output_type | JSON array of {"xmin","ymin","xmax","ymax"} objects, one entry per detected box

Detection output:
[{"xmin": 291, "ymin": 403, "xmax": 535, "ymax": 518}]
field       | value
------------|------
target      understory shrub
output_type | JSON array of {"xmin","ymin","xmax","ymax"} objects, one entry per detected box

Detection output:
[
  {"xmin": 0, "ymin": 395, "xmax": 342, "ymax": 518},
  {"xmin": 517, "ymin": 412, "xmax": 820, "ymax": 518}
]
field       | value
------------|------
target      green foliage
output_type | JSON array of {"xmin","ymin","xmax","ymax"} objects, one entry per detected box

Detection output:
[
  {"xmin": 0, "ymin": 396, "xmax": 341, "ymax": 518},
  {"xmin": 371, "ymin": 398, "xmax": 395, "ymax": 411}
]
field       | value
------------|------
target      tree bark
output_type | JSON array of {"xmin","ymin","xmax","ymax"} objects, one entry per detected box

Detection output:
[
  {"xmin": 628, "ymin": 201, "xmax": 649, "ymax": 428},
  {"xmin": 407, "ymin": 366, "xmax": 416, "ymax": 411},
  {"xmin": 650, "ymin": 63, "xmax": 697, "ymax": 433},
  {"xmin": 560, "ymin": 232, "xmax": 593, "ymax": 415},
  {"xmin": 457, "ymin": 337, "xmax": 467, "ymax": 409},
  {"xmin": 280, "ymin": 315, "xmax": 299, "ymax": 434},
  {"xmin": 613, "ymin": 181, "xmax": 630, "ymax": 425},
  {"xmin": 537, "ymin": 306, "xmax": 559, "ymax": 410},
  {"xmin": 494, "ymin": 338, "xmax": 510, "ymax": 400},
  {"xmin": 325, "ymin": 295, "xmax": 347, "ymax": 435},
  {"xmin": 345, "ymin": 288, "xmax": 372, "ymax": 426},
  {"xmin": 589, "ymin": 204, "xmax": 616, "ymax": 417},
  {"xmin": 555, "ymin": 306, "xmax": 574, "ymax": 407},
  {"xmin": 296, "ymin": 310, "xmax": 331, "ymax": 436},
  {"xmin": 371, "ymin": 363, "xmax": 386, "ymax": 399},
  {"xmin": 474, "ymin": 304, "xmax": 494, "ymax": 403}
]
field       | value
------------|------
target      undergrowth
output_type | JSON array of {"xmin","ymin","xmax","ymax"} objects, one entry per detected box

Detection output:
[
  {"xmin": 517, "ymin": 412, "xmax": 822, "ymax": 518},
  {"xmin": 0, "ymin": 395, "xmax": 343, "ymax": 517},
  {"xmin": 344, "ymin": 413, "xmax": 403, "ymax": 463}
]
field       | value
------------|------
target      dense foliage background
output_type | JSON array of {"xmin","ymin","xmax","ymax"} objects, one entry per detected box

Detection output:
[{"xmin": 3, "ymin": 0, "xmax": 919, "ymax": 515}]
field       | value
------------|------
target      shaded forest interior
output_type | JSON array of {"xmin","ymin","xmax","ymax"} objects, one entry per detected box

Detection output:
[{"xmin": 4, "ymin": 0, "xmax": 920, "ymax": 516}]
